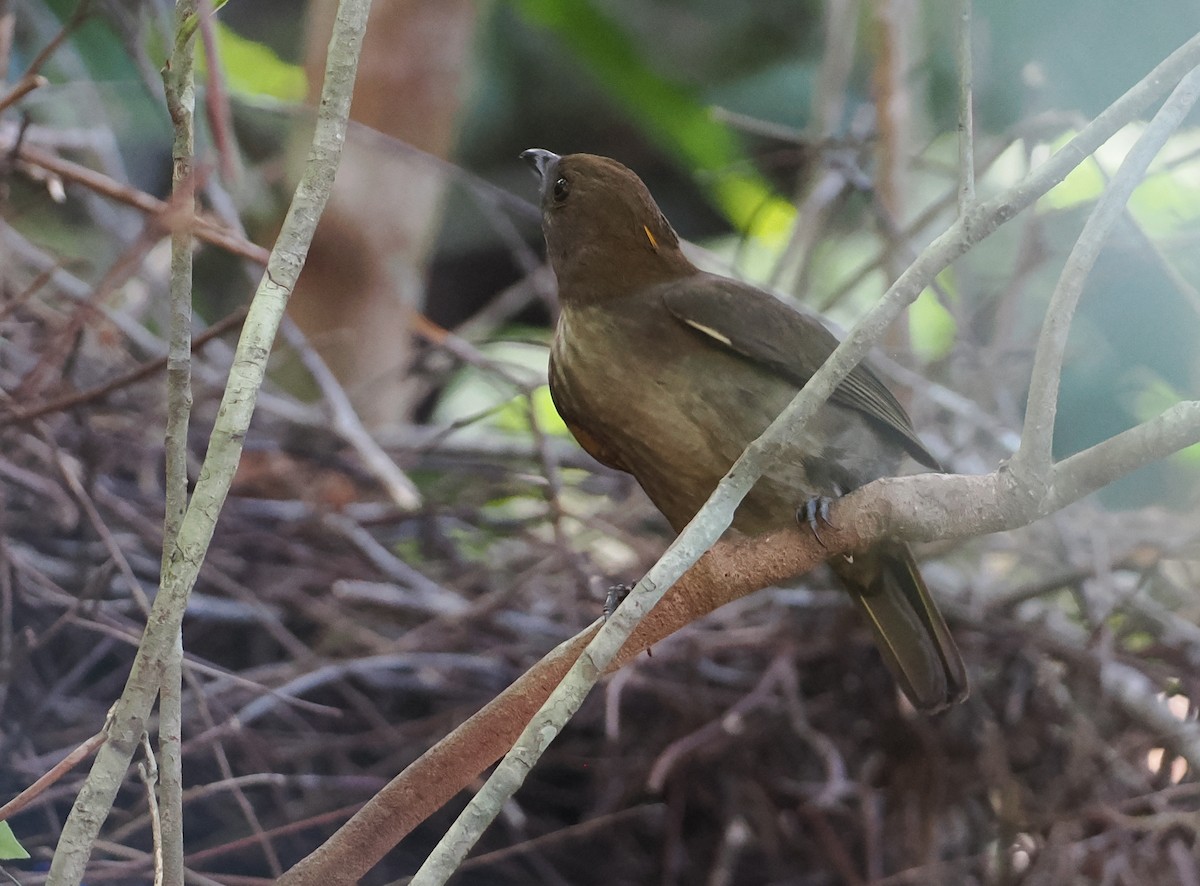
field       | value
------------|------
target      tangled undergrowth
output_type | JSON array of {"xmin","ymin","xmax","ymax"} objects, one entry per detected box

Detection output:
[{"xmin": 2, "ymin": 235, "xmax": 1199, "ymax": 884}]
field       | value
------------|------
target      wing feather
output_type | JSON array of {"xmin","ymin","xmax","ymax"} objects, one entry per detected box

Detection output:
[{"xmin": 657, "ymin": 274, "xmax": 939, "ymax": 469}]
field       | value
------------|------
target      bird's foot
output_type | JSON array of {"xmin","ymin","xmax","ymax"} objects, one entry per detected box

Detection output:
[
  {"xmin": 603, "ymin": 583, "xmax": 633, "ymax": 620},
  {"xmin": 796, "ymin": 487, "xmax": 842, "ymax": 548}
]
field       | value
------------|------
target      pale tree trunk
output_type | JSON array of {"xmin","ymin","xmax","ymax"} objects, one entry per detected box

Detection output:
[{"xmin": 287, "ymin": 0, "xmax": 476, "ymax": 427}]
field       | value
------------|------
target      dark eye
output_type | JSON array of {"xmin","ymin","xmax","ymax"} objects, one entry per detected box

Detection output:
[{"xmin": 552, "ymin": 177, "xmax": 570, "ymax": 203}]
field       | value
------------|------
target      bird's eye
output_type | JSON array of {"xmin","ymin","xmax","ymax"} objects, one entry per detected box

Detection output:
[{"xmin": 552, "ymin": 177, "xmax": 570, "ymax": 203}]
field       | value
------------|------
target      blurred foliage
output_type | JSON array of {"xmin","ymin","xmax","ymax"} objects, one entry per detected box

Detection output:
[
  {"xmin": 10, "ymin": 0, "xmax": 1200, "ymax": 506},
  {"xmin": 431, "ymin": 338, "xmax": 567, "ymax": 440},
  {"xmin": 5, "ymin": 3, "xmax": 1200, "ymax": 883},
  {"xmin": 199, "ymin": 21, "xmax": 306, "ymax": 101},
  {"xmin": 909, "ymin": 274, "xmax": 959, "ymax": 363}
]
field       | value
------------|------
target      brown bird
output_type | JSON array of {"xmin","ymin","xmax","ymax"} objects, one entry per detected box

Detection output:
[{"xmin": 521, "ymin": 149, "xmax": 968, "ymax": 712}]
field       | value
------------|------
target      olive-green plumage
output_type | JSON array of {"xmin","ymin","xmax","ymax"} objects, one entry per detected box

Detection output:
[{"xmin": 522, "ymin": 149, "xmax": 968, "ymax": 712}]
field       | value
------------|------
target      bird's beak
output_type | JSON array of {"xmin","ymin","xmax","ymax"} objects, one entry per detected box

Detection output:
[{"xmin": 520, "ymin": 148, "xmax": 560, "ymax": 183}]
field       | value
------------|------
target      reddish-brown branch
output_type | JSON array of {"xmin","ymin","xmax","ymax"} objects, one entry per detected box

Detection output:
[
  {"xmin": 276, "ymin": 524, "xmax": 826, "ymax": 886},
  {"xmin": 2, "ymin": 306, "xmax": 248, "ymax": 426},
  {"xmin": 0, "ymin": 730, "xmax": 106, "ymax": 821},
  {"xmin": 13, "ymin": 141, "xmax": 270, "ymax": 265}
]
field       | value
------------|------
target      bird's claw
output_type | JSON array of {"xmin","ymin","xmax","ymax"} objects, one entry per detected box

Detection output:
[
  {"xmin": 603, "ymin": 583, "xmax": 633, "ymax": 620},
  {"xmin": 797, "ymin": 495, "xmax": 837, "ymax": 548}
]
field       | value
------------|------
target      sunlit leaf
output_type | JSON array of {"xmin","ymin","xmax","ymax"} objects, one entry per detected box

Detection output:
[
  {"xmin": 1040, "ymin": 150, "xmax": 1106, "ymax": 211},
  {"xmin": 1121, "ymin": 368, "xmax": 1200, "ymax": 466},
  {"xmin": 198, "ymin": 21, "xmax": 306, "ymax": 101},
  {"xmin": 0, "ymin": 822, "xmax": 30, "ymax": 860},
  {"xmin": 909, "ymin": 277, "xmax": 958, "ymax": 363},
  {"xmin": 512, "ymin": 0, "xmax": 783, "ymax": 235},
  {"xmin": 433, "ymin": 338, "xmax": 570, "ymax": 438}
]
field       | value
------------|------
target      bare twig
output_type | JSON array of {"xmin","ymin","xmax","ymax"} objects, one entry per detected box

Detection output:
[
  {"xmin": 8, "ymin": 140, "xmax": 269, "ymax": 264},
  {"xmin": 11, "ymin": 220, "xmax": 167, "ymax": 402},
  {"xmin": 20, "ymin": 0, "xmax": 93, "ymax": 79},
  {"xmin": 159, "ymin": 3, "xmax": 200, "ymax": 878},
  {"xmin": 47, "ymin": 438, "xmax": 151, "ymax": 615},
  {"xmin": 135, "ymin": 734, "xmax": 164, "ymax": 886},
  {"xmin": 0, "ymin": 730, "xmax": 106, "ymax": 822},
  {"xmin": 765, "ymin": 0, "xmax": 859, "ymax": 291},
  {"xmin": 870, "ymin": 0, "xmax": 913, "ymax": 242},
  {"xmin": 279, "ymin": 318, "xmax": 421, "ymax": 510},
  {"xmin": 320, "ymin": 514, "xmax": 457, "ymax": 608},
  {"xmin": 195, "ymin": 0, "xmax": 238, "ymax": 185},
  {"xmin": 1, "ymin": 306, "xmax": 247, "ymax": 426},
  {"xmin": 0, "ymin": 0, "xmax": 91, "ymax": 113},
  {"xmin": 0, "ymin": 74, "xmax": 47, "ymax": 114}
]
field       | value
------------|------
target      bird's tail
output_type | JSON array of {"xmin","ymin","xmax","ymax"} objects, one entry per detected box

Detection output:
[{"xmin": 832, "ymin": 544, "xmax": 969, "ymax": 712}]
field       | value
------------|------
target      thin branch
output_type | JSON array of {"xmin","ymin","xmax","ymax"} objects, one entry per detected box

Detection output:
[
  {"xmin": 43, "ymin": 1, "xmax": 373, "ymax": 882},
  {"xmin": 12, "ymin": 221, "xmax": 167, "ymax": 401},
  {"xmin": 0, "ymin": 730, "xmax": 106, "ymax": 822},
  {"xmin": 196, "ymin": 0, "xmax": 238, "ymax": 185},
  {"xmin": 1, "ymin": 306, "xmax": 248, "ymax": 426},
  {"xmin": 1044, "ymin": 400, "xmax": 1200, "ymax": 514},
  {"xmin": 0, "ymin": 0, "xmax": 92, "ymax": 113},
  {"xmin": 279, "ymin": 318, "xmax": 421, "ymax": 510},
  {"xmin": 1015, "ymin": 64, "xmax": 1200, "ymax": 482},
  {"xmin": 48, "ymin": 438, "xmax": 151, "ymax": 616},
  {"xmin": 765, "ymin": 0, "xmax": 859, "ymax": 291},
  {"xmin": 0, "ymin": 74, "xmax": 47, "ymax": 114},
  {"xmin": 20, "ymin": 0, "xmax": 93, "ymax": 77},
  {"xmin": 956, "ymin": 0, "xmax": 975, "ymax": 212},
  {"xmin": 135, "ymin": 735, "xmax": 164, "ymax": 886},
  {"xmin": 814, "ymin": 0, "xmax": 859, "ymax": 135},
  {"xmin": 848, "ymin": 407, "xmax": 1200, "ymax": 547},
  {"xmin": 8, "ymin": 140, "xmax": 270, "ymax": 264},
  {"xmin": 159, "ymin": 1, "xmax": 199, "ymax": 879}
]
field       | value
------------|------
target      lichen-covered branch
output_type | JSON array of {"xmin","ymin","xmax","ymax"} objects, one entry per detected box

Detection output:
[{"xmin": 160, "ymin": 1, "xmax": 198, "ymax": 878}]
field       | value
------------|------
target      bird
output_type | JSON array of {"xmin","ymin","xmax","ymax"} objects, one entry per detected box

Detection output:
[{"xmin": 521, "ymin": 148, "xmax": 968, "ymax": 712}]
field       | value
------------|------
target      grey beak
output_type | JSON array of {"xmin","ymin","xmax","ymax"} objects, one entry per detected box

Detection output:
[{"xmin": 520, "ymin": 148, "xmax": 560, "ymax": 182}]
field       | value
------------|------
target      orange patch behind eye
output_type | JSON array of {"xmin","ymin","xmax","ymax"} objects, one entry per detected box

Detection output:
[{"xmin": 642, "ymin": 224, "xmax": 659, "ymax": 251}]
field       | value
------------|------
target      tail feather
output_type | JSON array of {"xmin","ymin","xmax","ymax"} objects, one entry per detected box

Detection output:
[{"xmin": 832, "ymin": 544, "xmax": 968, "ymax": 712}]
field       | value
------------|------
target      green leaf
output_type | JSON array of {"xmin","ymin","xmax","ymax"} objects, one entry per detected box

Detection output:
[
  {"xmin": 1039, "ymin": 131, "xmax": 1107, "ymax": 211},
  {"xmin": 909, "ymin": 272, "xmax": 958, "ymax": 362},
  {"xmin": 432, "ymin": 338, "xmax": 570, "ymax": 438},
  {"xmin": 494, "ymin": 384, "xmax": 568, "ymax": 436},
  {"xmin": 199, "ymin": 22, "xmax": 306, "ymax": 101},
  {"xmin": 1120, "ymin": 368, "xmax": 1200, "ymax": 466},
  {"xmin": 511, "ymin": 0, "xmax": 786, "ymax": 235},
  {"xmin": 0, "ymin": 821, "xmax": 30, "ymax": 860}
]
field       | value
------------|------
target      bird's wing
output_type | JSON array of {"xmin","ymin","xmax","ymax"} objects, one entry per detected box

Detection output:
[{"xmin": 657, "ymin": 274, "xmax": 939, "ymax": 469}]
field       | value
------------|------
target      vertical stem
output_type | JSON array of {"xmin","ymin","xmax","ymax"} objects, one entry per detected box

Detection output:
[
  {"xmin": 45, "ymin": 1, "xmax": 372, "ymax": 882},
  {"xmin": 956, "ymin": 0, "xmax": 976, "ymax": 214},
  {"xmin": 160, "ymin": 2, "xmax": 197, "ymax": 884},
  {"xmin": 871, "ymin": 0, "xmax": 916, "ymax": 350}
]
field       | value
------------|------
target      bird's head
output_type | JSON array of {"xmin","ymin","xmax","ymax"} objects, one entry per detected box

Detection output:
[{"xmin": 520, "ymin": 149, "xmax": 694, "ymax": 300}]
